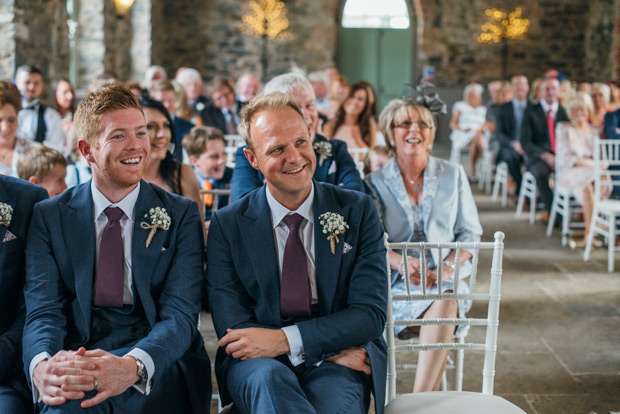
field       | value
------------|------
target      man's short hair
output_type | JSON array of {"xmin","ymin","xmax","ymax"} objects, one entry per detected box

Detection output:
[
  {"xmin": 182, "ymin": 126, "xmax": 226, "ymax": 157},
  {"xmin": 208, "ymin": 77, "xmax": 234, "ymax": 97},
  {"xmin": 263, "ymin": 73, "xmax": 315, "ymax": 99},
  {"xmin": 238, "ymin": 92, "xmax": 305, "ymax": 150},
  {"xmin": 17, "ymin": 143, "xmax": 67, "ymax": 182},
  {"xmin": 74, "ymin": 83, "xmax": 143, "ymax": 145},
  {"xmin": 175, "ymin": 68, "xmax": 202, "ymax": 85},
  {"xmin": 0, "ymin": 80, "xmax": 22, "ymax": 112},
  {"xmin": 15, "ymin": 65, "xmax": 43, "ymax": 79},
  {"xmin": 150, "ymin": 79, "xmax": 176, "ymax": 94}
]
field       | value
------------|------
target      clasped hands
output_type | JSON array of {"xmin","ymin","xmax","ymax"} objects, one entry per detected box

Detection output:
[
  {"xmin": 400, "ymin": 257, "xmax": 453, "ymax": 288},
  {"xmin": 220, "ymin": 328, "xmax": 371, "ymax": 375},
  {"xmin": 32, "ymin": 347, "xmax": 139, "ymax": 408}
]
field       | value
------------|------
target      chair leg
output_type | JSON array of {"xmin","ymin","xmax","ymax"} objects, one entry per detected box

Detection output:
[
  {"xmin": 608, "ymin": 215, "xmax": 616, "ymax": 273},
  {"xmin": 561, "ymin": 198, "xmax": 570, "ymax": 247},
  {"xmin": 529, "ymin": 191, "xmax": 536, "ymax": 225},
  {"xmin": 584, "ymin": 209, "xmax": 599, "ymax": 262},
  {"xmin": 546, "ymin": 195, "xmax": 558, "ymax": 237},
  {"xmin": 455, "ymin": 336, "xmax": 465, "ymax": 392}
]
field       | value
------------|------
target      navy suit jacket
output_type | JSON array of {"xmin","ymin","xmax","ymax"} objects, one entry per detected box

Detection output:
[
  {"xmin": 496, "ymin": 101, "xmax": 531, "ymax": 150},
  {"xmin": 22, "ymin": 181, "xmax": 211, "ymax": 412},
  {"xmin": 200, "ymin": 101, "xmax": 243, "ymax": 134},
  {"xmin": 230, "ymin": 134, "xmax": 364, "ymax": 202},
  {"xmin": 173, "ymin": 116, "xmax": 194, "ymax": 160},
  {"xmin": 521, "ymin": 102, "xmax": 569, "ymax": 163},
  {"xmin": 207, "ymin": 181, "xmax": 388, "ymax": 413},
  {"xmin": 0, "ymin": 176, "xmax": 47, "ymax": 383},
  {"xmin": 603, "ymin": 109, "xmax": 620, "ymax": 140}
]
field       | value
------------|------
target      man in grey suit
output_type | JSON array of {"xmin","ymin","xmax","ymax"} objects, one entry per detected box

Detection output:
[
  {"xmin": 0, "ymin": 176, "xmax": 47, "ymax": 413},
  {"xmin": 207, "ymin": 92, "xmax": 388, "ymax": 413},
  {"xmin": 22, "ymin": 84, "xmax": 210, "ymax": 413}
]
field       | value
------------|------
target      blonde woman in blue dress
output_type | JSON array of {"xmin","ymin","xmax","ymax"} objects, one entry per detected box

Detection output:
[{"xmin": 365, "ymin": 97, "xmax": 482, "ymax": 392}]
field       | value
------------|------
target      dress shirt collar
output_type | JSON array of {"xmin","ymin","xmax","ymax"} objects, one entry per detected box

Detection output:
[
  {"xmin": 266, "ymin": 184, "xmax": 315, "ymax": 229},
  {"xmin": 91, "ymin": 181, "xmax": 141, "ymax": 222},
  {"xmin": 22, "ymin": 97, "xmax": 40, "ymax": 110},
  {"xmin": 512, "ymin": 99, "xmax": 527, "ymax": 109},
  {"xmin": 540, "ymin": 100, "xmax": 559, "ymax": 117}
]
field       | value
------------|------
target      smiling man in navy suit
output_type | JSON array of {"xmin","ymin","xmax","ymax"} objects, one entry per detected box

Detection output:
[
  {"xmin": 22, "ymin": 84, "xmax": 210, "ymax": 413},
  {"xmin": 207, "ymin": 92, "xmax": 387, "ymax": 413},
  {"xmin": 0, "ymin": 176, "xmax": 47, "ymax": 413}
]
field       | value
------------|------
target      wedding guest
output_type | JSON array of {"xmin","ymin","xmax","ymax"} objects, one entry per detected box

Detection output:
[
  {"xmin": 0, "ymin": 175, "xmax": 47, "ymax": 414},
  {"xmin": 607, "ymin": 80, "xmax": 620, "ymax": 111},
  {"xmin": 144, "ymin": 65, "xmax": 168, "ymax": 91},
  {"xmin": 176, "ymin": 67, "xmax": 211, "ymax": 123},
  {"xmin": 207, "ymin": 92, "xmax": 388, "ymax": 413},
  {"xmin": 16, "ymin": 143, "xmax": 67, "ymax": 198},
  {"xmin": 365, "ymin": 97, "xmax": 482, "ymax": 392},
  {"xmin": 449, "ymin": 83, "xmax": 487, "ymax": 180},
  {"xmin": 22, "ymin": 83, "xmax": 211, "ymax": 413},
  {"xmin": 363, "ymin": 145, "xmax": 392, "ymax": 176},
  {"xmin": 140, "ymin": 98, "xmax": 203, "ymax": 222},
  {"xmin": 182, "ymin": 126, "xmax": 232, "ymax": 221},
  {"xmin": 202, "ymin": 77, "xmax": 242, "ymax": 135},
  {"xmin": 324, "ymin": 82, "xmax": 379, "ymax": 149},
  {"xmin": 329, "ymin": 75, "xmax": 349, "ymax": 103},
  {"xmin": 14, "ymin": 65, "xmax": 66, "ymax": 153},
  {"xmin": 556, "ymin": 93, "xmax": 609, "ymax": 248},
  {"xmin": 590, "ymin": 82, "xmax": 611, "ymax": 134},
  {"xmin": 235, "ymin": 73, "xmax": 261, "ymax": 103},
  {"xmin": 0, "ymin": 81, "xmax": 30, "ymax": 177},
  {"xmin": 47, "ymin": 78, "xmax": 75, "ymax": 135}
]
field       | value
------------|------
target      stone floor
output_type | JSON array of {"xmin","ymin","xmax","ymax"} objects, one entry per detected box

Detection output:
[{"xmin": 200, "ymin": 162, "xmax": 620, "ymax": 414}]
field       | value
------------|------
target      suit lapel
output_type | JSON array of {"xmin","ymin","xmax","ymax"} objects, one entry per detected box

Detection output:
[
  {"xmin": 238, "ymin": 188, "xmax": 282, "ymax": 325},
  {"xmin": 63, "ymin": 184, "xmax": 96, "ymax": 326},
  {"xmin": 0, "ymin": 181, "xmax": 13, "ymax": 244},
  {"xmin": 131, "ymin": 182, "xmax": 166, "ymax": 326},
  {"xmin": 313, "ymin": 182, "xmax": 344, "ymax": 315}
]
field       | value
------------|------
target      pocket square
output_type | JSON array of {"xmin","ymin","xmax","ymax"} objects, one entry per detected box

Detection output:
[
  {"xmin": 3, "ymin": 230, "xmax": 16, "ymax": 243},
  {"xmin": 161, "ymin": 247, "xmax": 167, "ymax": 252},
  {"xmin": 343, "ymin": 242, "xmax": 352, "ymax": 255},
  {"xmin": 328, "ymin": 160, "xmax": 337, "ymax": 175}
]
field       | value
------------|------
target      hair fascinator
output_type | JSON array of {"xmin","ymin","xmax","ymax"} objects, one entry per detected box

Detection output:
[{"xmin": 402, "ymin": 82, "xmax": 447, "ymax": 116}]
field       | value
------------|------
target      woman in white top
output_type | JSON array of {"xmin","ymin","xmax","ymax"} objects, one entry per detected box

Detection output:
[
  {"xmin": 0, "ymin": 81, "xmax": 30, "ymax": 177},
  {"xmin": 449, "ymin": 83, "xmax": 488, "ymax": 179}
]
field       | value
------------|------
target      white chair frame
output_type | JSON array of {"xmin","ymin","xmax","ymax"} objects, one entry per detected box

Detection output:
[
  {"xmin": 384, "ymin": 232, "xmax": 525, "ymax": 413},
  {"xmin": 491, "ymin": 161, "xmax": 509, "ymax": 207},
  {"xmin": 475, "ymin": 150, "xmax": 493, "ymax": 194},
  {"xmin": 546, "ymin": 185, "xmax": 584, "ymax": 246},
  {"xmin": 347, "ymin": 147, "xmax": 369, "ymax": 178},
  {"xmin": 583, "ymin": 138, "xmax": 620, "ymax": 272},
  {"xmin": 199, "ymin": 188, "xmax": 231, "ymax": 217},
  {"xmin": 515, "ymin": 171, "xmax": 537, "ymax": 225}
]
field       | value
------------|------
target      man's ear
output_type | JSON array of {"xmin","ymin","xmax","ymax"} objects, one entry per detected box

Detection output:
[
  {"xmin": 78, "ymin": 139, "xmax": 95, "ymax": 163},
  {"xmin": 243, "ymin": 147, "xmax": 260, "ymax": 171},
  {"xmin": 188, "ymin": 155, "xmax": 198, "ymax": 168},
  {"xmin": 28, "ymin": 176, "xmax": 39, "ymax": 185}
]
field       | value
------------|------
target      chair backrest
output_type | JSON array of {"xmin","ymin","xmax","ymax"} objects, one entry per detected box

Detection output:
[
  {"xmin": 347, "ymin": 147, "xmax": 368, "ymax": 178},
  {"xmin": 199, "ymin": 188, "xmax": 231, "ymax": 215},
  {"xmin": 224, "ymin": 134, "xmax": 244, "ymax": 148},
  {"xmin": 594, "ymin": 138, "xmax": 620, "ymax": 200},
  {"xmin": 385, "ymin": 231, "xmax": 506, "ymax": 402}
]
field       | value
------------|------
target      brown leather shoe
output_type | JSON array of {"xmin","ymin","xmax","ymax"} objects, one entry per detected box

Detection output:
[{"xmin": 541, "ymin": 211, "xmax": 550, "ymax": 223}]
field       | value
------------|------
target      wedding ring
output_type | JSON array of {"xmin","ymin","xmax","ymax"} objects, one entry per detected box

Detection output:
[{"xmin": 93, "ymin": 380, "xmax": 98, "ymax": 390}]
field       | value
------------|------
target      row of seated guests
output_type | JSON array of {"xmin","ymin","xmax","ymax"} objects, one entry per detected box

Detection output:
[{"xmin": 1, "ymin": 81, "xmax": 481, "ymax": 412}]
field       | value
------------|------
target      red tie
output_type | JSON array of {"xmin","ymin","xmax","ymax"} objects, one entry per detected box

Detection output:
[
  {"xmin": 280, "ymin": 214, "xmax": 312, "ymax": 316},
  {"xmin": 94, "ymin": 207, "xmax": 124, "ymax": 308},
  {"xmin": 547, "ymin": 109, "xmax": 556, "ymax": 152}
]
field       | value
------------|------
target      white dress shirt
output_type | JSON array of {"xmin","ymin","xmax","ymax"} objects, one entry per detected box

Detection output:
[
  {"xmin": 29, "ymin": 182, "xmax": 155, "ymax": 401},
  {"xmin": 266, "ymin": 184, "xmax": 317, "ymax": 366},
  {"xmin": 17, "ymin": 98, "xmax": 66, "ymax": 154},
  {"xmin": 540, "ymin": 99, "xmax": 559, "ymax": 120}
]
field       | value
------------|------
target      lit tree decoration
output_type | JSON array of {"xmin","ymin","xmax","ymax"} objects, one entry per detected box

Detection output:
[
  {"xmin": 242, "ymin": 0, "xmax": 292, "ymax": 79},
  {"xmin": 478, "ymin": 7, "xmax": 530, "ymax": 78}
]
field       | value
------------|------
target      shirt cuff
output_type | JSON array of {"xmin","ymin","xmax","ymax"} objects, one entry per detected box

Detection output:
[
  {"xmin": 125, "ymin": 348, "xmax": 155, "ymax": 395},
  {"xmin": 29, "ymin": 352, "xmax": 51, "ymax": 403},
  {"xmin": 281, "ymin": 325, "xmax": 305, "ymax": 366}
]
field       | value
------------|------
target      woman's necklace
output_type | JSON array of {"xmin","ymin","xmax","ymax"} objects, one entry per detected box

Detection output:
[{"xmin": 405, "ymin": 174, "xmax": 423, "ymax": 193}]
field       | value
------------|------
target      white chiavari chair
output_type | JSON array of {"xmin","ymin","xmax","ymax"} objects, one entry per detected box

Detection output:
[
  {"xmin": 491, "ymin": 161, "xmax": 509, "ymax": 207},
  {"xmin": 348, "ymin": 147, "xmax": 369, "ymax": 178},
  {"xmin": 384, "ymin": 232, "xmax": 526, "ymax": 414},
  {"xmin": 583, "ymin": 138, "xmax": 620, "ymax": 272},
  {"xmin": 515, "ymin": 171, "xmax": 537, "ymax": 225}
]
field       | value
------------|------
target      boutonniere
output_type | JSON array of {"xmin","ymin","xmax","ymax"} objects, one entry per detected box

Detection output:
[
  {"xmin": 319, "ymin": 212, "xmax": 349, "ymax": 254},
  {"xmin": 313, "ymin": 141, "xmax": 332, "ymax": 167},
  {"xmin": 196, "ymin": 102, "xmax": 205, "ymax": 112},
  {"xmin": 0, "ymin": 202, "xmax": 13, "ymax": 227},
  {"xmin": 140, "ymin": 207, "xmax": 170, "ymax": 247}
]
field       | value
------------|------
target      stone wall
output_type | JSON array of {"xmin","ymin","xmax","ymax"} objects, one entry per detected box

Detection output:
[
  {"xmin": 417, "ymin": 0, "xmax": 619, "ymax": 85},
  {"xmin": 0, "ymin": 0, "xmax": 69, "ymax": 86}
]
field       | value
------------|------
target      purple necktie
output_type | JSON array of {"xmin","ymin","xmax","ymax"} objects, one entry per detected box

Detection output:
[
  {"xmin": 280, "ymin": 214, "xmax": 312, "ymax": 316},
  {"xmin": 94, "ymin": 207, "xmax": 124, "ymax": 308}
]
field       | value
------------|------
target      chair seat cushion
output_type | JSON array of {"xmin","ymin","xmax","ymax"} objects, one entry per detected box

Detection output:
[
  {"xmin": 598, "ymin": 199, "xmax": 620, "ymax": 213},
  {"xmin": 385, "ymin": 391, "xmax": 526, "ymax": 414}
]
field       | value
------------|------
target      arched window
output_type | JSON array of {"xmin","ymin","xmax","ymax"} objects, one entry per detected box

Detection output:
[{"xmin": 341, "ymin": 0, "xmax": 410, "ymax": 29}]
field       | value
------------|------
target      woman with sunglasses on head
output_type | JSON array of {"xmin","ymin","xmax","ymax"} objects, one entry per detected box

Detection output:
[
  {"xmin": 140, "ymin": 97, "xmax": 203, "ymax": 223},
  {"xmin": 364, "ymin": 96, "xmax": 482, "ymax": 392}
]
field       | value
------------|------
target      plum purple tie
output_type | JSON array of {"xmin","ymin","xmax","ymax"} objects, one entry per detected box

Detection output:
[
  {"xmin": 280, "ymin": 214, "xmax": 312, "ymax": 316},
  {"xmin": 94, "ymin": 207, "xmax": 124, "ymax": 308}
]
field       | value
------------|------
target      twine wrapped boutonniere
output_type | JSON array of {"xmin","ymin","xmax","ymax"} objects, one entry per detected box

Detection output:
[
  {"xmin": 319, "ymin": 212, "xmax": 349, "ymax": 254},
  {"xmin": 0, "ymin": 202, "xmax": 13, "ymax": 227},
  {"xmin": 313, "ymin": 141, "xmax": 333, "ymax": 167},
  {"xmin": 140, "ymin": 207, "xmax": 171, "ymax": 247}
]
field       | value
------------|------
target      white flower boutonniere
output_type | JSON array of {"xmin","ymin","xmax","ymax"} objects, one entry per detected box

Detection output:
[
  {"xmin": 140, "ymin": 207, "xmax": 171, "ymax": 247},
  {"xmin": 196, "ymin": 102, "xmax": 205, "ymax": 112},
  {"xmin": 313, "ymin": 141, "xmax": 333, "ymax": 167},
  {"xmin": 319, "ymin": 212, "xmax": 349, "ymax": 254},
  {"xmin": 0, "ymin": 202, "xmax": 13, "ymax": 227}
]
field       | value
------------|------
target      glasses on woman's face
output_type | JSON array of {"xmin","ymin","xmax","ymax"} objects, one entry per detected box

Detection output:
[{"xmin": 394, "ymin": 119, "xmax": 432, "ymax": 130}]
